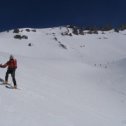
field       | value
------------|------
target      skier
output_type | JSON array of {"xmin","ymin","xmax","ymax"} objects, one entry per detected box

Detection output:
[{"xmin": 0, "ymin": 55, "xmax": 17, "ymax": 89}]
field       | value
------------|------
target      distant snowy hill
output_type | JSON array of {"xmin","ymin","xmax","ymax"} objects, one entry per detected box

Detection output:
[{"xmin": 0, "ymin": 26, "xmax": 126, "ymax": 126}]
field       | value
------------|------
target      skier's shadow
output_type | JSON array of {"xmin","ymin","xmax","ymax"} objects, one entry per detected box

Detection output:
[{"xmin": 0, "ymin": 78, "xmax": 4, "ymax": 85}]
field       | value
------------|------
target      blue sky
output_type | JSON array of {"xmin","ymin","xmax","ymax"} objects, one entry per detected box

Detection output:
[{"xmin": 0, "ymin": 0, "xmax": 126, "ymax": 31}]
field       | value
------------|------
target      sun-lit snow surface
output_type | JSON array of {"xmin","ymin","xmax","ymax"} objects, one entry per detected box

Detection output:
[{"xmin": 0, "ymin": 27, "xmax": 126, "ymax": 126}]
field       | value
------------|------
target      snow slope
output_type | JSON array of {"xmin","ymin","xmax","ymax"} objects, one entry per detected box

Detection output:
[{"xmin": 0, "ymin": 27, "xmax": 126, "ymax": 126}]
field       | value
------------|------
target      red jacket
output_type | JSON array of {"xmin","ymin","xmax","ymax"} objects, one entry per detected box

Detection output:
[{"xmin": 1, "ymin": 59, "xmax": 17, "ymax": 69}]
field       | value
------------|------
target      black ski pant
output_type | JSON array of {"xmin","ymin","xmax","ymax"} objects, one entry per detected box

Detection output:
[{"xmin": 5, "ymin": 69, "xmax": 17, "ymax": 86}]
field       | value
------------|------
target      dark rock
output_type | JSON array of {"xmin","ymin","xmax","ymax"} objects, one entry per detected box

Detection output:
[
  {"xmin": 14, "ymin": 35, "xmax": 28, "ymax": 40},
  {"xmin": 28, "ymin": 43, "xmax": 32, "ymax": 46},
  {"xmin": 13, "ymin": 29, "xmax": 20, "ymax": 33},
  {"xmin": 32, "ymin": 29, "xmax": 36, "ymax": 32},
  {"xmin": 14, "ymin": 35, "xmax": 22, "ymax": 39},
  {"xmin": 26, "ymin": 29, "xmax": 30, "ymax": 32},
  {"xmin": 59, "ymin": 43, "xmax": 67, "ymax": 49},
  {"xmin": 22, "ymin": 35, "xmax": 28, "ymax": 39}
]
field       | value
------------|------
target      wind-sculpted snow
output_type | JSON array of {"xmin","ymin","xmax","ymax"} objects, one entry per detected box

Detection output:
[{"xmin": 0, "ymin": 27, "xmax": 125, "ymax": 126}]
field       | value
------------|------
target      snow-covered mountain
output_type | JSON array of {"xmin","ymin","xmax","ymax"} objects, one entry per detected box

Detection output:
[{"xmin": 0, "ymin": 26, "xmax": 126, "ymax": 126}]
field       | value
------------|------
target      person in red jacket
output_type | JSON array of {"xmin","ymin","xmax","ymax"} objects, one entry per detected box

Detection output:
[{"xmin": 0, "ymin": 55, "xmax": 17, "ymax": 88}]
